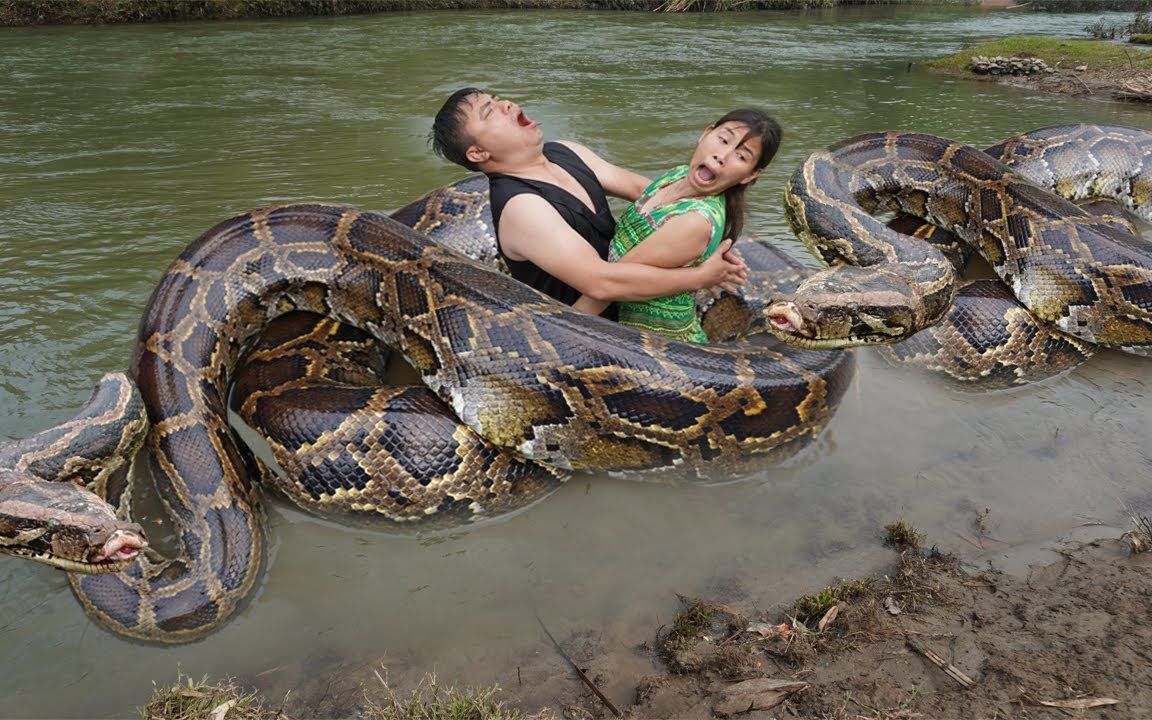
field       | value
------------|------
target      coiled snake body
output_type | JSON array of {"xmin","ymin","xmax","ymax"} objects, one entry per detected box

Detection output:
[
  {"xmin": 8, "ymin": 123, "xmax": 1147, "ymax": 643},
  {"xmin": 59, "ymin": 188, "xmax": 853, "ymax": 643},
  {"xmin": 770, "ymin": 124, "xmax": 1152, "ymax": 357}
]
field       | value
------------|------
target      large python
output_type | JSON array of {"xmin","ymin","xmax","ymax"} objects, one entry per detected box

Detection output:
[
  {"xmin": 767, "ymin": 124, "xmax": 1152, "ymax": 359},
  {"xmin": 9, "ymin": 123, "xmax": 1144, "ymax": 642},
  {"xmin": 3, "ymin": 181, "xmax": 853, "ymax": 643}
]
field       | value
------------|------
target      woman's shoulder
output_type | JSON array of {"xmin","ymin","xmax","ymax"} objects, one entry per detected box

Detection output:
[{"xmin": 653, "ymin": 164, "xmax": 688, "ymax": 187}]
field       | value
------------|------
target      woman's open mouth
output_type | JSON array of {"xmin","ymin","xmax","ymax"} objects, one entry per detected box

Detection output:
[
  {"xmin": 517, "ymin": 109, "xmax": 534, "ymax": 127},
  {"xmin": 693, "ymin": 164, "xmax": 717, "ymax": 185}
]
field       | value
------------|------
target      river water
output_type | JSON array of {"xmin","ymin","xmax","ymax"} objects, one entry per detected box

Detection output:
[{"xmin": 1, "ymin": 6, "xmax": 1149, "ymax": 716}]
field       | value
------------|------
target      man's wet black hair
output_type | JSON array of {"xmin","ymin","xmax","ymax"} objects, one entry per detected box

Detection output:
[{"xmin": 430, "ymin": 87, "xmax": 484, "ymax": 171}]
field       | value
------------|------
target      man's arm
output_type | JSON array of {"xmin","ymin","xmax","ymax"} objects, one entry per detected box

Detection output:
[
  {"xmin": 570, "ymin": 213, "xmax": 732, "ymax": 317},
  {"xmin": 499, "ymin": 194, "xmax": 745, "ymax": 304},
  {"xmin": 557, "ymin": 140, "xmax": 649, "ymax": 202}
]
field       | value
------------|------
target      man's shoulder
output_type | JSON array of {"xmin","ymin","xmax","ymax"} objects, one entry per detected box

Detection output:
[
  {"xmin": 500, "ymin": 191, "xmax": 566, "ymax": 227},
  {"xmin": 551, "ymin": 140, "xmax": 597, "ymax": 162}
]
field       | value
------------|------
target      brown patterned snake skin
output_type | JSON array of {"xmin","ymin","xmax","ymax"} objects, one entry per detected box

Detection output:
[
  {"xmin": 768, "ymin": 124, "xmax": 1152, "ymax": 360},
  {"xmin": 0, "ymin": 374, "xmax": 148, "ymax": 572},
  {"xmin": 15, "ymin": 123, "xmax": 1143, "ymax": 640},
  {"xmin": 15, "ymin": 176, "xmax": 852, "ymax": 644},
  {"xmin": 228, "ymin": 310, "xmax": 568, "ymax": 524}
]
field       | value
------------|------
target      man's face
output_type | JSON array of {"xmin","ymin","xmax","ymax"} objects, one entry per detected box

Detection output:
[{"xmin": 461, "ymin": 92, "xmax": 544, "ymax": 167}]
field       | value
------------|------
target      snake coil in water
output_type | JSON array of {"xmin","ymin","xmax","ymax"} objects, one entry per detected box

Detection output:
[
  {"xmin": 9, "ymin": 123, "xmax": 1146, "ymax": 643},
  {"xmin": 769, "ymin": 124, "xmax": 1152, "ymax": 364},
  {"xmin": 9, "ymin": 176, "xmax": 851, "ymax": 643}
]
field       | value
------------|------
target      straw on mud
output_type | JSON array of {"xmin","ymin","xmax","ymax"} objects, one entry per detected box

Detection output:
[
  {"xmin": 534, "ymin": 612, "xmax": 622, "ymax": 718},
  {"xmin": 905, "ymin": 636, "xmax": 975, "ymax": 688}
]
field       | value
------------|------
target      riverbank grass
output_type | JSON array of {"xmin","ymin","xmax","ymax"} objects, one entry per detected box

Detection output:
[
  {"xmin": 139, "ymin": 675, "xmax": 270, "ymax": 720},
  {"xmin": 365, "ymin": 671, "xmax": 535, "ymax": 720},
  {"xmin": 927, "ymin": 36, "xmax": 1152, "ymax": 72},
  {"xmin": 140, "ymin": 672, "xmax": 535, "ymax": 720}
]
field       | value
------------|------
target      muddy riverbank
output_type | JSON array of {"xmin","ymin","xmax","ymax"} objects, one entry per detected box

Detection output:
[
  {"xmin": 928, "ymin": 35, "xmax": 1152, "ymax": 104},
  {"xmin": 149, "ymin": 522, "xmax": 1152, "ymax": 719},
  {"xmin": 548, "ymin": 526, "xmax": 1152, "ymax": 720}
]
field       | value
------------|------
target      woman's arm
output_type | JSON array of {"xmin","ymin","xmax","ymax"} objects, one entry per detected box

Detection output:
[
  {"xmin": 613, "ymin": 212, "xmax": 714, "ymax": 269},
  {"xmin": 571, "ymin": 213, "xmax": 733, "ymax": 316},
  {"xmin": 501, "ymin": 195, "xmax": 744, "ymax": 307}
]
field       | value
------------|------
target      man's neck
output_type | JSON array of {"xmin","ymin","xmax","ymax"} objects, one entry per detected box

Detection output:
[{"xmin": 482, "ymin": 144, "xmax": 551, "ymax": 178}]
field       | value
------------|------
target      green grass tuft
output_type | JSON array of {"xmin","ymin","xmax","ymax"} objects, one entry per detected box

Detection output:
[
  {"xmin": 792, "ymin": 578, "xmax": 870, "ymax": 623},
  {"xmin": 884, "ymin": 519, "xmax": 922, "ymax": 551},
  {"xmin": 365, "ymin": 672, "xmax": 532, "ymax": 720},
  {"xmin": 667, "ymin": 601, "xmax": 715, "ymax": 641},
  {"xmin": 138, "ymin": 675, "xmax": 270, "ymax": 720},
  {"xmin": 927, "ymin": 36, "xmax": 1152, "ymax": 72}
]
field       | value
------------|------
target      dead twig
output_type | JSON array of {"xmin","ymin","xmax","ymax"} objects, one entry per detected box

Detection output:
[
  {"xmin": 535, "ymin": 612, "xmax": 622, "ymax": 718},
  {"xmin": 905, "ymin": 637, "xmax": 975, "ymax": 688},
  {"xmin": 953, "ymin": 530, "xmax": 985, "ymax": 551},
  {"xmin": 1069, "ymin": 73, "xmax": 1092, "ymax": 94}
]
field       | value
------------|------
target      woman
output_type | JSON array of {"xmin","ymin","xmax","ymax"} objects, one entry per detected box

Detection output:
[{"xmin": 573, "ymin": 109, "xmax": 781, "ymax": 343}]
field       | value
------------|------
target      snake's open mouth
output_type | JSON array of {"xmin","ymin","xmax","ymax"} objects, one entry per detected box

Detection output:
[
  {"xmin": 88, "ymin": 529, "xmax": 145, "ymax": 565},
  {"xmin": 766, "ymin": 302, "xmax": 808, "ymax": 336}
]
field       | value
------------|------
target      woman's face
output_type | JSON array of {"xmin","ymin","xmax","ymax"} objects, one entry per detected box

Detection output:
[{"xmin": 685, "ymin": 121, "xmax": 763, "ymax": 195}]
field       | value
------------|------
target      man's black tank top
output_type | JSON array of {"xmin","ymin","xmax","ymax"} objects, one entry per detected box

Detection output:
[{"xmin": 487, "ymin": 142, "xmax": 617, "ymax": 315}]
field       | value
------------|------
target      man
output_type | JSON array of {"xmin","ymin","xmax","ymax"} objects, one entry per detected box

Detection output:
[{"xmin": 429, "ymin": 88, "xmax": 746, "ymax": 317}]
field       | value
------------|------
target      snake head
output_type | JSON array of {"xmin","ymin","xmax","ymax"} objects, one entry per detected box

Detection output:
[
  {"xmin": 0, "ymin": 471, "xmax": 146, "ymax": 574},
  {"xmin": 764, "ymin": 265, "xmax": 928, "ymax": 349}
]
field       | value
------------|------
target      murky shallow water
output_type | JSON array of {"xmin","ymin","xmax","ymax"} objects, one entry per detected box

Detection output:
[{"xmin": 1, "ymin": 6, "xmax": 1150, "ymax": 716}]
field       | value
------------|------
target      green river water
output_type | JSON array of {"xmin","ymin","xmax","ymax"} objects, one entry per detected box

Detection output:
[{"xmin": 1, "ymin": 6, "xmax": 1150, "ymax": 716}]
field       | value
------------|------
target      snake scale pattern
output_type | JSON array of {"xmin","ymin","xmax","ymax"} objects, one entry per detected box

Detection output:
[
  {"xmin": 769, "ymin": 124, "xmax": 1152, "ymax": 357},
  {"xmin": 2, "ymin": 123, "xmax": 1149, "ymax": 644},
  {"xmin": 62, "ymin": 188, "xmax": 853, "ymax": 643}
]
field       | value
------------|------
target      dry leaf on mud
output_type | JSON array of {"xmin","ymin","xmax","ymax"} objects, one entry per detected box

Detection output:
[
  {"xmin": 713, "ymin": 678, "xmax": 809, "ymax": 716},
  {"xmin": 209, "ymin": 699, "xmax": 238, "ymax": 720},
  {"xmin": 817, "ymin": 602, "xmax": 842, "ymax": 631},
  {"xmin": 746, "ymin": 622, "xmax": 791, "ymax": 639},
  {"xmin": 884, "ymin": 596, "xmax": 902, "ymax": 615},
  {"xmin": 1036, "ymin": 697, "xmax": 1119, "ymax": 709}
]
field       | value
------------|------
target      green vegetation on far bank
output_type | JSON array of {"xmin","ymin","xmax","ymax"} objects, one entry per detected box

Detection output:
[
  {"xmin": 0, "ymin": 0, "xmax": 976, "ymax": 27},
  {"xmin": 927, "ymin": 35, "xmax": 1152, "ymax": 71}
]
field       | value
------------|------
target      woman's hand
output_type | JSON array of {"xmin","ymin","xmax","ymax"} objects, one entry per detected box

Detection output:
[{"xmin": 697, "ymin": 239, "xmax": 748, "ymax": 295}]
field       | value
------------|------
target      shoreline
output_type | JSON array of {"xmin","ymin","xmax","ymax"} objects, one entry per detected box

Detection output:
[
  {"xmin": 926, "ymin": 36, "xmax": 1152, "ymax": 105},
  {"xmin": 135, "ymin": 522, "xmax": 1152, "ymax": 719}
]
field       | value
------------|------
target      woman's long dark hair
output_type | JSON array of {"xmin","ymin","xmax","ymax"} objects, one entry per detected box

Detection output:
[{"xmin": 710, "ymin": 109, "xmax": 781, "ymax": 242}]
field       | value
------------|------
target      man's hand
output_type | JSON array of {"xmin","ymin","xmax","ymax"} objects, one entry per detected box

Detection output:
[{"xmin": 698, "ymin": 239, "xmax": 748, "ymax": 297}]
